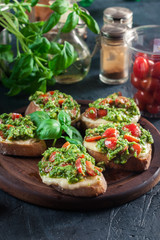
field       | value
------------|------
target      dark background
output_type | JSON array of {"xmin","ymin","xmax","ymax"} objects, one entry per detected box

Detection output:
[{"xmin": 0, "ymin": 0, "xmax": 160, "ymax": 239}]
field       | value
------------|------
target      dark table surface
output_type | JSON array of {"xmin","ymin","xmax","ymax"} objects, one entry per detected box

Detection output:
[{"xmin": 0, "ymin": 0, "xmax": 160, "ymax": 239}]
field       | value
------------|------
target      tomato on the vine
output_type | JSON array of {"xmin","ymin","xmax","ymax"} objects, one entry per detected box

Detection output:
[{"xmin": 133, "ymin": 56, "xmax": 149, "ymax": 79}]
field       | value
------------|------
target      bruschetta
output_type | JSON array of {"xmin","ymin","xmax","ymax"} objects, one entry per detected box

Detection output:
[
  {"xmin": 83, "ymin": 122, "xmax": 153, "ymax": 172},
  {"xmin": 0, "ymin": 113, "xmax": 47, "ymax": 156},
  {"xmin": 25, "ymin": 90, "xmax": 81, "ymax": 125},
  {"xmin": 81, "ymin": 92, "xmax": 140, "ymax": 129},
  {"xmin": 38, "ymin": 142, "xmax": 107, "ymax": 197}
]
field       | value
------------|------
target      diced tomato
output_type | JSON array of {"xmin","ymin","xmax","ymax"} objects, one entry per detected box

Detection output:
[
  {"xmin": 97, "ymin": 109, "xmax": 107, "ymax": 118},
  {"xmin": 115, "ymin": 96, "xmax": 131, "ymax": 108},
  {"xmin": 61, "ymin": 163, "xmax": 72, "ymax": 167},
  {"xmin": 131, "ymin": 143, "xmax": 141, "ymax": 155},
  {"xmin": 102, "ymin": 128, "xmax": 119, "ymax": 138},
  {"xmin": 86, "ymin": 161, "xmax": 97, "ymax": 176},
  {"xmin": 7, "ymin": 124, "xmax": 14, "ymax": 129},
  {"xmin": 70, "ymin": 107, "xmax": 77, "ymax": 117},
  {"xmin": 78, "ymin": 154, "xmax": 85, "ymax": 158},
  {"xmin": 124, "ymin": 134, "xmax": 140, "ymax": 143},
  {"xmin": 12, "ymin": 113, "xmax": 22, "ymax": 120},
  {"xmin": 40, "ymin": 94, "xmax": 48, "ymax": 98},
  {"xmin": 85, "ymin": 135, "xmax": 102, "ymax": 142},
  {"xmin": 49, "ymin": 151, "xmax": 57, "ymax": 162},
  {"xmin": 104, "ymin": 137, "xmax": 117, "ymax": 150},
  {"xmin": 84, "ymin": 107, "xmax": 97, "ymax": 120},
  {"xmin": 100, "ymin": 98, "xmax": 113, "ymax": 105},
  {"xmin": 122, "ymin": 124, "xmax": 141, "ymax": 137},
  {"xmin": 49, "ymin": 91, "xmax": 55, "ymax": 95},
  {"xmin": 58, "ymin": 99, "xmax": 65, "ymax": 106},
  {"xmin": 75, "ymin": 158, "xmax": 85, "ymax": 176},
  {"xmin": 62, "ymin": 141, "xmax": 70, "ymax": 148},
  {"xmin": 94, "ymin": 166, "xmax": 103, "ymax": 173}
]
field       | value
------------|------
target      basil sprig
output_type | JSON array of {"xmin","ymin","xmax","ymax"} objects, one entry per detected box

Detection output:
[
  {"xmin": 0, "ymin": 0, "xmax": 99, "ymax": 96},
  {"xmin": 29, "ymin": 110, "xmax": 83, "ymax": 146}
]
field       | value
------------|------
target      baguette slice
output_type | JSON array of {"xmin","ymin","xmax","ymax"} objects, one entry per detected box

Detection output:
[
  {"xmin": 41, "ymin": 173, "xmax": 107, "ymax": 197},
  {"xmin": 0, "ymin": 138, "xmax": 47, "ymax": 157},
  {"xmin": 84, "ymin": 141, "xmax": 152, "ymax": 172},
  {"xmin": 39, "ymin": 142, "xmax": 107, "ymax": 197},
  {"xmin": 81, "ymin": 92, "xmax": 140, "ymax": 129}
]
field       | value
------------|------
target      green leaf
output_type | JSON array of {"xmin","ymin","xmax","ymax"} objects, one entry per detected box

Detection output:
[
  {"xmin": 42, "ymin": 13, "xmax": 61, "ymax": 34},
  {"xmin": 29, "ymin": 37, "xmax": 51, "ymax": 53},
  {"xmin": 0, "ymin": 44, "xmax": 13, "ymax": 62},
  {"xmin": 58, "ymin": 110, "xmax": 71, "ymax": 126},
  {"xmin": 61, "ymin": 12, "xmax": 79, "ymax": 33},
  {"xmin": 36, "ymin": 119, "xmax": 62, "ymax": 140},
  {"xmin": 79, "ymin": 11, "xmax": 100, "ymax": 34},
  {"xmin": 79, "ymin": 0, "xmax": 95, "ymax": 7},
  {"xmin": 64, "ymin": 136, "xmax": 82, "ymax": 146},
  {"xmin": 38, "ymin": 79, "xmax": 47, "ymax": 93},
  {"xmin": 29, "ymin": 111, "xmax": 50, "ymax": 127},
  {"xmin": 31, "ymin": 0, "xmax": 39, "ymax": 7},
  {"xmin": 62, "ymin": 125, "xmax": 83, "ymax": 143},
  {"xmin": 49, "ymin": 41, "xmax": 77, "ymax": 75},
  {"xmin": 49, "ymin": 42, "xmax": 63, "ymax": 55},
  {"xmin": 50, "ymin": 0, "xmax": 69, "ymax": 15},
  {"xmin": 7, "ymin": 86, "xmax": 21, "ymax": 96}
]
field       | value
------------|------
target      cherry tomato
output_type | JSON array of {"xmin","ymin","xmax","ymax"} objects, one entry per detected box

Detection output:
[
  {"xmin": 124, "ymin": 134, "xmax": 140, "ymax": 143},
  {"xmin": 75, "ymin": 158, "xmax": 85, "ymax": 176},
  {"xmin": 154, "ymin": 90, "xmax": 160, "ymax": 104},
  {"xmin": 122, "ymin": 124, "xmax": 141, "ymax": 137},
  {"xmin": 146, "ymin": 104, "xmax": 160, "ymax": 114},
  {"xmin": 134, "ymin": 90, "xmax": 153, "ymax": 105},
  {"xmin": 133, "ymin": 56, "xmax": 149, "ymax": 79},
  {"xmin": 135, "ymin": 52, "xmax": 148, "ymax": 59},
  {"xmin": 140, "ymin": 77, "xmax": 160, "ymax": 91},
  {"xmin": 104, "ymin": 137, "xmax": 117, "ymax": 150},
  {"xmin": 102, "ymin": 128, "xmax": 119, "ymax": 138},
  {"xmin": 131, "ymin": 143, "xmax": 141, "ymax": 155},
  {"xmin": 97, "ymin": 109, "xmax": 107, "ymax": 118},
  {"xmin": 49, "ymin": 151, "xmax": 57, "ymax": 162},
  {"xmin": 151, "ymin": 54, "xmax": 160, "ymax": 63},
  {"xmin": 85, "ymin": 107, "xmax": 97, "ymax": 120},
  {"xmin": 131, "ymin": 73, "xmax": 142, "ymax": 90},
  {"xmin": 85, "ymin": 135, "xmax": 102, "ymax": 142},
  {"xmin": 134, "ymin": 92, "xmax": 146, "ymax": 111},
  {"xmin": 86, "ymin": 161, "xmax": 96, "ymax": 176},
  {"xmin": 12, "ymin": 113, "xmax": 22, "ymax": 120},
  {"xmin": 151, "ymin": 62, "xmax": 160, "ymax": 79}
]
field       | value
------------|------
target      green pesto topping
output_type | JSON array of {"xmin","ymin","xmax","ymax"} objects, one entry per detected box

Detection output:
[
  {"xmin": 85, "ymin": 122, "xmax": 153, "ymax": 164},
  {"xmin": 38, "ymin": 144, "xmax": 102, "ymax": 184},
  {"xmin": 89, "ymin": 93, "xmax": 140, "ymax": 123},
  {"xmin": 0, "ymin": 113, "xmax": 37, "ymax": 140},
  {"xmin": 29, "ymin": 90, "xmax": 80, "ymax": 120}
]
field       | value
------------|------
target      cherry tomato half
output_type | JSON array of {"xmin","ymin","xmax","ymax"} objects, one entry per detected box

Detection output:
[
  {"xmin": 122, "ymin": 124, "xmax": 141, "ymax": 137},
  {"xmin": 85, "ymin": 107, "xmax": 97, "ymax": 120},
  {"xmin": 97, "ymin": 109, "xmax": 107, "ymax": 118},
  {"xmin": 104, "ymin": 137, "xmax": 117, "ymax": 150},
  {"xmin": 102, "ymin": 128, "xmax": 119, "ymax": 138},
  {"xmin": 133, "ymin": 56, "xmax": 149, "ymax": 79}
]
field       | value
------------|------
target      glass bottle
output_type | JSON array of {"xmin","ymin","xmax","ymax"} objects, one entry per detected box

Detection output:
[
  {"xmin": 46, "ymin": 28, "xmax": 91, "ymax": 84},
  {"xmin": 99, "ymin": 23, "xmax": 129, "ymax": 85}
]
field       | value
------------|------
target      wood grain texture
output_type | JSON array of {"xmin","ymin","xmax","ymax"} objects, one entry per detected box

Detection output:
[{"xmin": 0, "ymin": 102, "xmax": 160, "ymax": 211}]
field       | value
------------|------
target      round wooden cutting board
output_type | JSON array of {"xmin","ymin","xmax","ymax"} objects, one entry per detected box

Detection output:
[{"xmin": 0, "ymin": 101, "xmax": 160, "ymax": 211}]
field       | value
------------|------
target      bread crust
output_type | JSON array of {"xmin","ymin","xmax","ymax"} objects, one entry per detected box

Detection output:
[
  {"xmin": 41, "ymin": 174, "xmax": 107, "ymax": 197},
  {"xmin": 85, "ymin": 146, "xmax": 152, "ymax": 172},
  {"xmin": 81, "ymin": 112, "xmax": 140, "ymax": 130},
  {"xmin": 25, "ymin": 101, "xmax": 80, "ymax": 125},
  {"xmin": 0, "ymin": 138, "xmax": 47, "ymax": 157}
]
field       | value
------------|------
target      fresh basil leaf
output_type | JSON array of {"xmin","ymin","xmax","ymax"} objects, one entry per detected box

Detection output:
[
  {"xmin": 64, "ymin": 136, "xmax": 82, "ymax": 146},
  {"xmin": 31, "ymin": 0, "xmax": 39, "ymax": 7},
  {"xmin": 29, "ymin": 37, "xmax": 51, "ymax": 53},
  {"xmin": 29, "ymin": 111, "xmax": 50, "ymax": 126},
  {"xmin": 42, "ymin": 13, "xmax": 60, "ymax": 34},
  {"xmin": 50, "ymin": 0, "xmax": 69, "ymax": 15},
  {"xmin": 61, "ymin": 12, "xmax": 79, "ymax": 33},
  {"xmin": 79, "ymin": 0, "xmax": 94, "ymax": 7},
  {"xmin": 0, "ymin": 45, "xmax": 13, "ymax": 62},
  {"xmin": 36, "ymin": 119, "xmax": 62, "ymax": 140},
  {"xmin": 49, "ymin": 41, "xmax": 77, "ymax": 75},
  {"xmin": 49, "ymin": 42, "xmax": 63, "ymax": 55},
  {"xmin": 58, "ymin": 110, "xmax": 71, "ymax": 126},
  {"xmin": 79, "ymin": 11, "xmax": 100, "ymax": 34},
  {"xmin": 7, "ymin": 85, "xmax": 21, "ymax": 96},
  {"xmin": 38, "ymin": 79, "xmax": 47, "ymax": 93},
  {"xmin": 62, "ymin": 125, "xmax": 83, "ymax": 143}
]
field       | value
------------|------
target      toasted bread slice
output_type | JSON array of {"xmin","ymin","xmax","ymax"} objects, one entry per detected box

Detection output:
[
  {"xmin": 38, "ymin": 142, "xmax": 107, "ymax": 197},
  {"xmin": 83, "ymin": 122, "xmax": 153, "ymax": 172},
  {"xmin": 41, "ymin": 173, "xmax": 107, "ymax": 197},
  {"xmin": 25, "ymin": 90, "xmax": 81, "ymax": 125},
  {"xmin": 0, "ymin": 138, "xmax": 47, "ymax": 157},
  {"xmin": 84, "ymin": 141, "xmax": 152, "ymax": 172},
  {"xmin": 81, "ymin": 92, "xmax": 140, "ymax": 129}
]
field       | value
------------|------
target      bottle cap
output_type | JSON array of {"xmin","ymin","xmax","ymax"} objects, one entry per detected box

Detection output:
[
  {"xmin": 101, "ymin": 23, "xmax": 128, "ymax": 39},
  {"xmin": 103, "ymin": 7, "xmax": 133, "ymax": 24}
]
